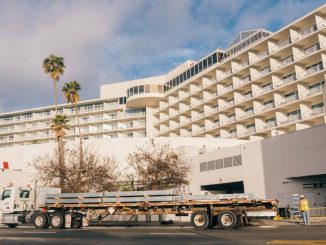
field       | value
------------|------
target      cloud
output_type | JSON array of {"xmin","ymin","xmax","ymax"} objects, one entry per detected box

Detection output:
[{"xmin": 0, "ymin": 0, "xmax": 324, "ymax": 112}]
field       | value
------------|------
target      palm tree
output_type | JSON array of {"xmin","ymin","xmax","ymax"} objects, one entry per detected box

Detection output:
[
  {"xmin": 43, "ymin": 55, "xmax": 65, "ymax": 114},
  {"xmin": 51, "ymin": 115, "xmax": 69, "ymax": 190},
  {"xmin": 62, "ymin": 81, "xmax": 83, "ymax": 173},
  {"xmin": 62, "ymin": 81, "xmax": 81, "ymax": 138}
]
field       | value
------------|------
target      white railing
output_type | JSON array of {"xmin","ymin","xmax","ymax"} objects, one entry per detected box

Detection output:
[
  {"xmin": 280, "ymin": 95, "xmax": 298, "ymax": 105},
  {"xmin": 256, "ymin": 51, "xmax": 268, "ymax": 60},
  {"xmin": 241, "ymin": 76, "xmax": 251, "ymax": 83},
  {"xmin": 303, "ymin": 43, "xmax": 320, "ymax": 56},
  {"xmin": 277, "ymin": 38, "xmax": 291, "ymax": 49},
  {"xmin": 280, "ymin": 56, "xmax": 293, "ymax": 67},
  {"xmin": 228, "ymin": 116, "xmax": 236, "ymax": 123},
  {"xmin": 300, "ymin": 24, "xmax": 317, "ymax": 38},
  {"xmin": 265, "ymin": 103, "xmax": 275, "ymax": 110},
  {"xmin": 262, "ymin": 84, "xmax": 273, "ymax": 93},
  {"xmin": 244, "ymin": 93, "xmax": 253, "ymax": 100},
  {"xmin": 264, "ymin": 121, "xmax": 277, "ymax": 129},
  {"xmin": 307, "ymin": 86, "xmax": 323, "ymax": 96},
  {"xmin": 259, "ymin": 67, "xmax": 271, "ymax": 76},
  {"xmin": 306, "ymin": 63, "xmax": 324, "ymax": 75}
]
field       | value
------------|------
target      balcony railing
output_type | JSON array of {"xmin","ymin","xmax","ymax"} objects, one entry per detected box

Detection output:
[
  {"xmin": 277, "ymin": 38, "xmax": 291, "ymax": 50},
  {"xmin": 280, "ymin": 95, "xmax": 299, "ymax": 105},
  {"xmin": 264, "ymin": 121, "xmax": 277, "ymax": 129},
  {"xmin": 256, "ymin": 51, "xmax": 268, "ymax": 61},
  {"xmin": 280, "ymin": 56, "xmax": 294, "ymax": 67},
  {"xmin": 306, "ymin": 86, "xmax": 323, "ymax": 97},
  {"xmin": 262, "ymin": 84, "xmax": 273, "ymax": 93},
  {"xmin": 244, "ymin": 93, "xmax": 253, "ymax": 100},
  {"xmin": 228, "ymin": 116, "xmax": 236, "ymax": 123},
  {"xmin": 312, "ymin": 107, "xmax": 325, "ymax": 116},
  {"xmin": 262, "ymin": 103, "xmax": 275, "ymax": 111},
  {"xmin": 300, "ymin": 24, "xmax": 317, "ymax": 38},
  {"xmin": 306, "ymin": 63, "xmax": 324, "ymax": 76},
  {"xmin": 303, "ymin": 43, "xmax": 320, "ymax": 56}
]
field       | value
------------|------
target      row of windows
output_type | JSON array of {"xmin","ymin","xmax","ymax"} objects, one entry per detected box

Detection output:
[
  {"xmin": 163, "ymin": 52, "xmax": 222, "ymax": 92},
  {"xmin": 127, "ymin": 85, "xmax": 163, "ymax": 98},
  {"xmin": 227, "ymin": 31, "xmax": 271, "ymax": 56}
]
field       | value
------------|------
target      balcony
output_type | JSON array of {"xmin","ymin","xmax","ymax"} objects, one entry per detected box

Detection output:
[
  {"xmin": 275, "ymin": 38, "xmax": 291, "ymax": 51},
  {"xmin": 263, "ymin": 121, "xmax": 277, "ymax": 129},
  {"xmin": 280, "ymin": 56, "xmax": 294, "ymax": 67},
  {"xmin": 279, "ymin": 114, "xmax": 301, "ymax": 125},
  {"xmin": 228, "ymin": 116, "xmax": 236, "ymax": 123},
  {"xmin": 300, "ymin": 24, "xmax": 317, "ymax": 39},
  {"xmin": 303, "ymin": 107, "xmax": 325, "ymax": 119},
  {"xmin": 207, "ymin": 106, "xmax": 219, "ymax": 115},
  {"xmin": 261, "ymin": 103, "xmax": 275, "ymax": 112},
  {"xmin": 262, "ymin": 84, "xmax": 273, "ymax": 93},
  {"xmin": 241, "ymin": 75, "xmax": 251, "ymax": 84},
  {"xmin": 256, "ymin": 51, "xmax": 268, "ymax": 61},
  {"xmin": 305, "ymin": 86, "xmax": 323, "ymax": 97},
  {"xmin": 279, "ymin": 95, "xmax": 299, "ymax": 105},
  {"xmin": 306, "ymin": 63, "xmax": 324, "ymax": 76},
  {"xmin": 303, "ymin": 43, "xmax": 320, "ymax": 57},
  {"xmin": 276, "ymin": 74, "xmax": 296, "ymax": 87},
  {"xmin": 258, "ymin": 67, "xmax": 271, "ymax": 77}
]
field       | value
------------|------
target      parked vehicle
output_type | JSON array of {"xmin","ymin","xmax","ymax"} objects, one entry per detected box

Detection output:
[{"xmin": 0, "ymin": 185, "xmax": 278, "ymax": 230}]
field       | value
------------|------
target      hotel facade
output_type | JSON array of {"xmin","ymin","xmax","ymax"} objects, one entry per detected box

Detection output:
[{"xmin": 0, "ymin": 5, "xmax": 326, "ymax": 147}]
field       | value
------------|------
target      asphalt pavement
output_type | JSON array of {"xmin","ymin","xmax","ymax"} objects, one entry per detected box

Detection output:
[{"xmin": 0, "ymin": 223, "xmax": 326, "ymax": 245}]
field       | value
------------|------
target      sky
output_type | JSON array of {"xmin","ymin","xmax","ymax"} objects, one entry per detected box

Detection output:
[{"xmin": 0, "ymin": 0, "xmax": 325, "ymax": 113}]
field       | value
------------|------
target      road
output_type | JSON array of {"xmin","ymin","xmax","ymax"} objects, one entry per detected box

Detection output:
[{"xmin": 0, "ymin": 224, "xmax": 326, "ymax": 245}]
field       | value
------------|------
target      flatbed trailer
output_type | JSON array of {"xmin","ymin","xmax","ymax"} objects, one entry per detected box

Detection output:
[{"xmin": 32, "ymin": 190, "xmax": 278, "ymax": 230}]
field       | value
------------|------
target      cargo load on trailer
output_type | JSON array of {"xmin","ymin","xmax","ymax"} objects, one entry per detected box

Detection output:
[{"xmin": 0, "ymin": 186, "xmax": 278, "ymax": 230}]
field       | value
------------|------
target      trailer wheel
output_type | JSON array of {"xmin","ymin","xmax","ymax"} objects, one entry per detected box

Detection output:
[
  {"xmin": 33, "ymin": 213, "xmax": 49, "ymax": 229},
  {"xmin": 191, "ymin": 211, "xmax": 210, "ymax": 230},
  {"xmin": 218, "ymin": 211, "xmax": 237, "ymax": 230},
  {"xmin": 50, "ymin": 212, "xmax": 65, "ymax": 229}
]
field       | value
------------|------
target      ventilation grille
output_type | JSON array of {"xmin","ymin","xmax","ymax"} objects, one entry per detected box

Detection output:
[{"xmin": 200, "ymin": 155, "xmax": 242, "ymax": 172}]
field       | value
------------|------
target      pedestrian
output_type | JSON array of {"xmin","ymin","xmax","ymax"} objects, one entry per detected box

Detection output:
[{"xmin": 299, "ymin": 194, "xmax": 310, "ymax": 225}]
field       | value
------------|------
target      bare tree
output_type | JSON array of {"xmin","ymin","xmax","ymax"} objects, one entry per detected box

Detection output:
[
  {"xmin": 127, "ymin": 139, "xmax": 190, "ymax": 190},
  {"xmin": 32, "ymin": 146, "xmax": 119, "ymax": 193}
]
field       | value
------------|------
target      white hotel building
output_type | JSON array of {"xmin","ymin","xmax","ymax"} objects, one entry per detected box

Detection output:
[{"xmin": 0, "ymin": 4, "xmax": 326, "ymax": 148}]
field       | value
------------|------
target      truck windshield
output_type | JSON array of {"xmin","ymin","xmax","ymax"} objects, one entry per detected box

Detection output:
[{"xmin": 1, "ymin": 190, "xmax": 11, "ymax": 200}]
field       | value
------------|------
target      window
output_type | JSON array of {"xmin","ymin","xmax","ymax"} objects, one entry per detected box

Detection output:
[
  {"xmin": 1, "ymin": 190, "xmax": 11, "ymax": 200},
  {"xmin": 20, "ymin": 190, "xmax": 30, "ymax": 199},
  {"xmin": 119, "ymin": 97, "xmax": 126, "ymax": 105}
]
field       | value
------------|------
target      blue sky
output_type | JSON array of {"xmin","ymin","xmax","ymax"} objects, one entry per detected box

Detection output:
[{"xmin": 0, "ymin": 0, "xmax": 325, "ymax": 112}]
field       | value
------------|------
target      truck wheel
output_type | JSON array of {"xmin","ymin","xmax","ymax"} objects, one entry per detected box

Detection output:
[
  {"xmin": 218, "ymin": 211, "xmax": 237, "ymax": 230},
  {"xmin": 191, "ymin": 211, "xmax": 210, "ymax": 230},
  {"xmin": 50, "ymin": 213, "xmax": 65, "ymax": 229},
  {"xmin": 33, "ymin": 213, "xmax": 49, "ymax": 229}
]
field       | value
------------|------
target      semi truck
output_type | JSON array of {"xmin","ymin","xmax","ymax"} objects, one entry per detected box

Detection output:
[{"xmin": 0, "ymin": 185, "xmax": 278, "ymax": 230}]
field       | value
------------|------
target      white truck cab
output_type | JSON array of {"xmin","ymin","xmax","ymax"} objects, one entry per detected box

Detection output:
[
  {"xmin": 0, "ymin": 185, "xmax": 60, "ymax": 228},
  {"xmin": 0, "ymin": 186, "xmax": 33, "ymax": 214}
]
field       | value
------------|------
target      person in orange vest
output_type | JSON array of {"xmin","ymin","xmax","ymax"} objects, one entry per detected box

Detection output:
[{"xmin": 299, "ymin": 194, "xmax": 310, "ymax": 225}]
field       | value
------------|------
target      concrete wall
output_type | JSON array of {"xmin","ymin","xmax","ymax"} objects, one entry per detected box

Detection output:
[
  {"xmin": 261, "ymin": 124, "xmax": 326, "ymax": 207},
  {"xmin": 0, "ymin": 137, "xmax": 245, "ymax": 191},
  {"xmin": 192, "ymin": 124, "xmax": 326, "ymax": 207}
]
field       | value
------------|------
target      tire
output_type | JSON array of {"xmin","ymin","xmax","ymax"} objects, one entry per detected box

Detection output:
[
  {"xmin": 217, "ymin": 211, "xmax": 238, "ymax": 230},
  {"xmin": 50, "ymin": 212, "xmax": 65, "ymax": 229},
  {"xmin": 7, "ymin": 224, "xmax": 17, "ymax": 228},
  {"xmin": 33, "ymin": 213, "xmax": 49, "ymax": 229},
  {"xmin": 191, "ymin": 211, "xmax": 210, "ymax": 230}
]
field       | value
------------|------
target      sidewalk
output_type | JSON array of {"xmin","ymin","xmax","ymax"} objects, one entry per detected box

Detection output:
[{"xmin": 249, "ymin": 217, "xmax": 326, "ymax": 226}]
